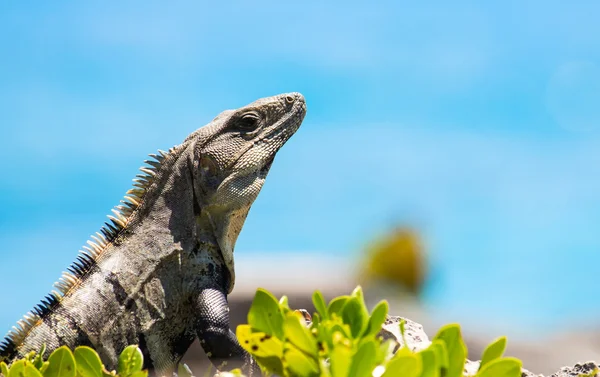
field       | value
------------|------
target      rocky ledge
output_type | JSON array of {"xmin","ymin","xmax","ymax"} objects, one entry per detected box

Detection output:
[{"xmin": 381, "ymin": 316, "xmax": 598, "ymax": 377}]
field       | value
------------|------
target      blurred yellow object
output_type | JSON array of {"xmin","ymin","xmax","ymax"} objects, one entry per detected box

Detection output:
[{"xmin": 360, "ymin": 228, "xmax": 426, "ymax": 296}]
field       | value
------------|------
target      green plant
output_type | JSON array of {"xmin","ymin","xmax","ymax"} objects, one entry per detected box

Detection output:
[
  {"xmin": 0, "ymin": 345, "xmax": 147, "ymax": 377},
  {"xmin": 236, "ymin": 286, "xmax": 523, "ymax": 377},
  {"xmin": 0, "ymin": 287, "xmax": 530, "ymax": 377}
]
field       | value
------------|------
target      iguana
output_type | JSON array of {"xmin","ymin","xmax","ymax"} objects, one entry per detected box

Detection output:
[{"xmin": 0, "ymin": 92, "xmax": 306, "ymax": 376}]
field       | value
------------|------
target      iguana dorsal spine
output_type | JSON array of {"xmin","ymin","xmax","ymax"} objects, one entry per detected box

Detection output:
[{"xmin": 0, "ymin": 147, "xmax": 174, "ymax": 353}]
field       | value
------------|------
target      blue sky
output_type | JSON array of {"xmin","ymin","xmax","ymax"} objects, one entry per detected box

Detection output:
[{"xmin": 1, "ymin": 1, "xmax": 600, "ymax": 338}]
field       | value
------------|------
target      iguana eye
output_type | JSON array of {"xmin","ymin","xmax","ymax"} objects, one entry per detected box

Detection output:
[{"xmin": 237, "ymin": 112, "xmax": 261, "ymax": 131}]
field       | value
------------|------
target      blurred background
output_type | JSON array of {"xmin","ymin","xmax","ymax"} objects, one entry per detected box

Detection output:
[{"xmin": 1, "ymin": 1, "xmax": 600, "ymax": 374}]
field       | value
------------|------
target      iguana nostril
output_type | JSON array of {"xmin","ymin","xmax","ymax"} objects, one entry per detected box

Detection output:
[{"xmin": 285, "ymin": 95, "xmax": 295, "ymax": 103}]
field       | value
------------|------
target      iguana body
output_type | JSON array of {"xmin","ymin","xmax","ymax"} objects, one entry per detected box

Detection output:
[{"xmin": 0, "ymin": 93, "xmax": 306, "ymax": 375}]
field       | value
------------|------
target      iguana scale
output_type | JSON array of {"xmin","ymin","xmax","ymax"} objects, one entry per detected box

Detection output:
[{"xmin": 0, "ymin": 92, "xmax": 306, "ymax": 375}]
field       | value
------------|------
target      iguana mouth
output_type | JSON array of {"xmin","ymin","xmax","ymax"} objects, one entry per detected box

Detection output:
[
  {"xmin": 260, "ymin": 98, "xmax": 306, "ymax": 142},
  {"xmin": 229, "ymin": 95, "xmax": 305, "ymax": 172}
]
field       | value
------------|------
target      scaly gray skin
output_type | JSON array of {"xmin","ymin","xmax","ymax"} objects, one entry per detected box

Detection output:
[{"xmin": 0, "ymin": 92, "xmax": 307, "ymax": 376}]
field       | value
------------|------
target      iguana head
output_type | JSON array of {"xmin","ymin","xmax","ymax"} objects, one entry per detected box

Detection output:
[{"xmin": 190, "ymin": 92, "xmax": 306, "ymax": 291}]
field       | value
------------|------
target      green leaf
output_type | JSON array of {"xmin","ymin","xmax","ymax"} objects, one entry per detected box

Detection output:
[
  {"xmin": 433, "ymin": 324, "xmax": 466, "ymax": 377},
  {"xmin": 418, "ymin": 349, "xmax": 439, "ymax": 377},
  {"xmin": 429, "ymin": 340, "xmax": 449, "ymax": 371},
  {"xmin": 237, "ymin": 325, "xmax": 283, "ymax": 358},
  {"xmin": 24, "ymin": 352, "xmax": 36, "ymax": 363},
  {"xmin": 351, "ymin": 286, "xmax": 365, "ymax": 304},
  {"xmin": 218, "ymin": 370, "xmax": 244, "ymax": 377},
  {"xmin": 117, "ymin": 346, "xmax": 143, "ymax": 377},
  {"xmin": 372, "ymin": 337, "xmax": 394, "ymax": 366},
  {"xmin": 394, "ymin": 346, "xmax": 414, "ymax": 357},
  {"xmin": 348, "ymin": 340, "xmax": 377, "ymax": 377},
  {"xmin": 398, "ymin": 319, "xmax": 410, "ymax": 348},
  {"xmin": 329, "ymin": 344, "xmax": 352, "ymax": 377},
  {"xmin": 33, "ymin": 344, "xmax": 46, "ymax": 370},
  {"xmin": 476, "ymin": 357, "xmax": 522, "ymax": 377},
  {"xmin": 177, "ymin": 364, "xmax": 193, "ymax": 377},
  {"xmin": 1, "ymin": 361, "xmax": 9, "ymax": 377},
  {"xmin": 341, "ymin": 297, "xmax": 369, "ymax": 339},
  {"xmin": 479, "ymin": 336, "xmax": 507, "ymax": 369},
  {"xmin": 327, "ymin": 296, "xmax": 349, "ymax": 318},
  {"xmin": 357, "ymin": 335, "xmax": 383, "ymax": 360},
  {"xmin": 578, "ymin": 366, "xmax": 600, "ymax": 377},
  {"xmin": 311, "ymin": 312, "xmax": 321, "ymax": 329},
  {"xmin": 283, "ymin": 345, "xmax": 320, "ymax": 377},
  {"xmin": 382, "ymin": 354, "xmax": 421, "ymax": 377},
  {"xmin": 312, "ymin": 291, "xmax": 328, "ymax": 321},
  {"xmin": 378, "ymin": 339, "xmax": 397, "ymax": 362},
  {"xmin": 22, "ymin": 365, "xmax": 43, "ymax": 377},
  {"xmin": 8, "ymin": 360, "xmax": 27, "ymax": 377},
  {"xmin": 330, "ymin": 330, "xmax": 351, "ymax": 348},
  {"xmin": 43, "ymin": 347, "xmax": 76, "ymax": 377},
  {"xmin": 127, "ymin": 371, "xmax": 147, "ymax": 377},
  {"xmin": 254, "ymin": 356, "xmax": 284, "ymax": 377},
  {"xmin": 39, "ymin": 363, "xmax": 49, "ymax": 375},
  {"xmin": 247, "ymin": 289, "xmax": 285, "ymax": 340},
  {"xmin": 365, "ymin": 300, "xmax": 388, "ymax": 337},
  {"xmin": 330, "ymin": 323, "xmax": 351, "ymax": 341},
  {"xmin": 284, "ymin": 312, "xmax": 318, "ymax": 357},
  {"xmin": 279, "ymin": 295, "xmax": 290, "ymax": 311},
  {"xmin": 74, "ymin": 346, "xmax": 104, "ymax": 377}
]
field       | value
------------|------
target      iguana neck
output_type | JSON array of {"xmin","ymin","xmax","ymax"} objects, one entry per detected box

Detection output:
[{"xmin": 106, "ymin": 142, "xmax": 241, "ymax": 292}]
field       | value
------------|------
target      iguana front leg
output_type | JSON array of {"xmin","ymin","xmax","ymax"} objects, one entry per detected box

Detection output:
[{"xmin": 194, "ymin": 288, "xmax": 258, "ymax": 375}]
